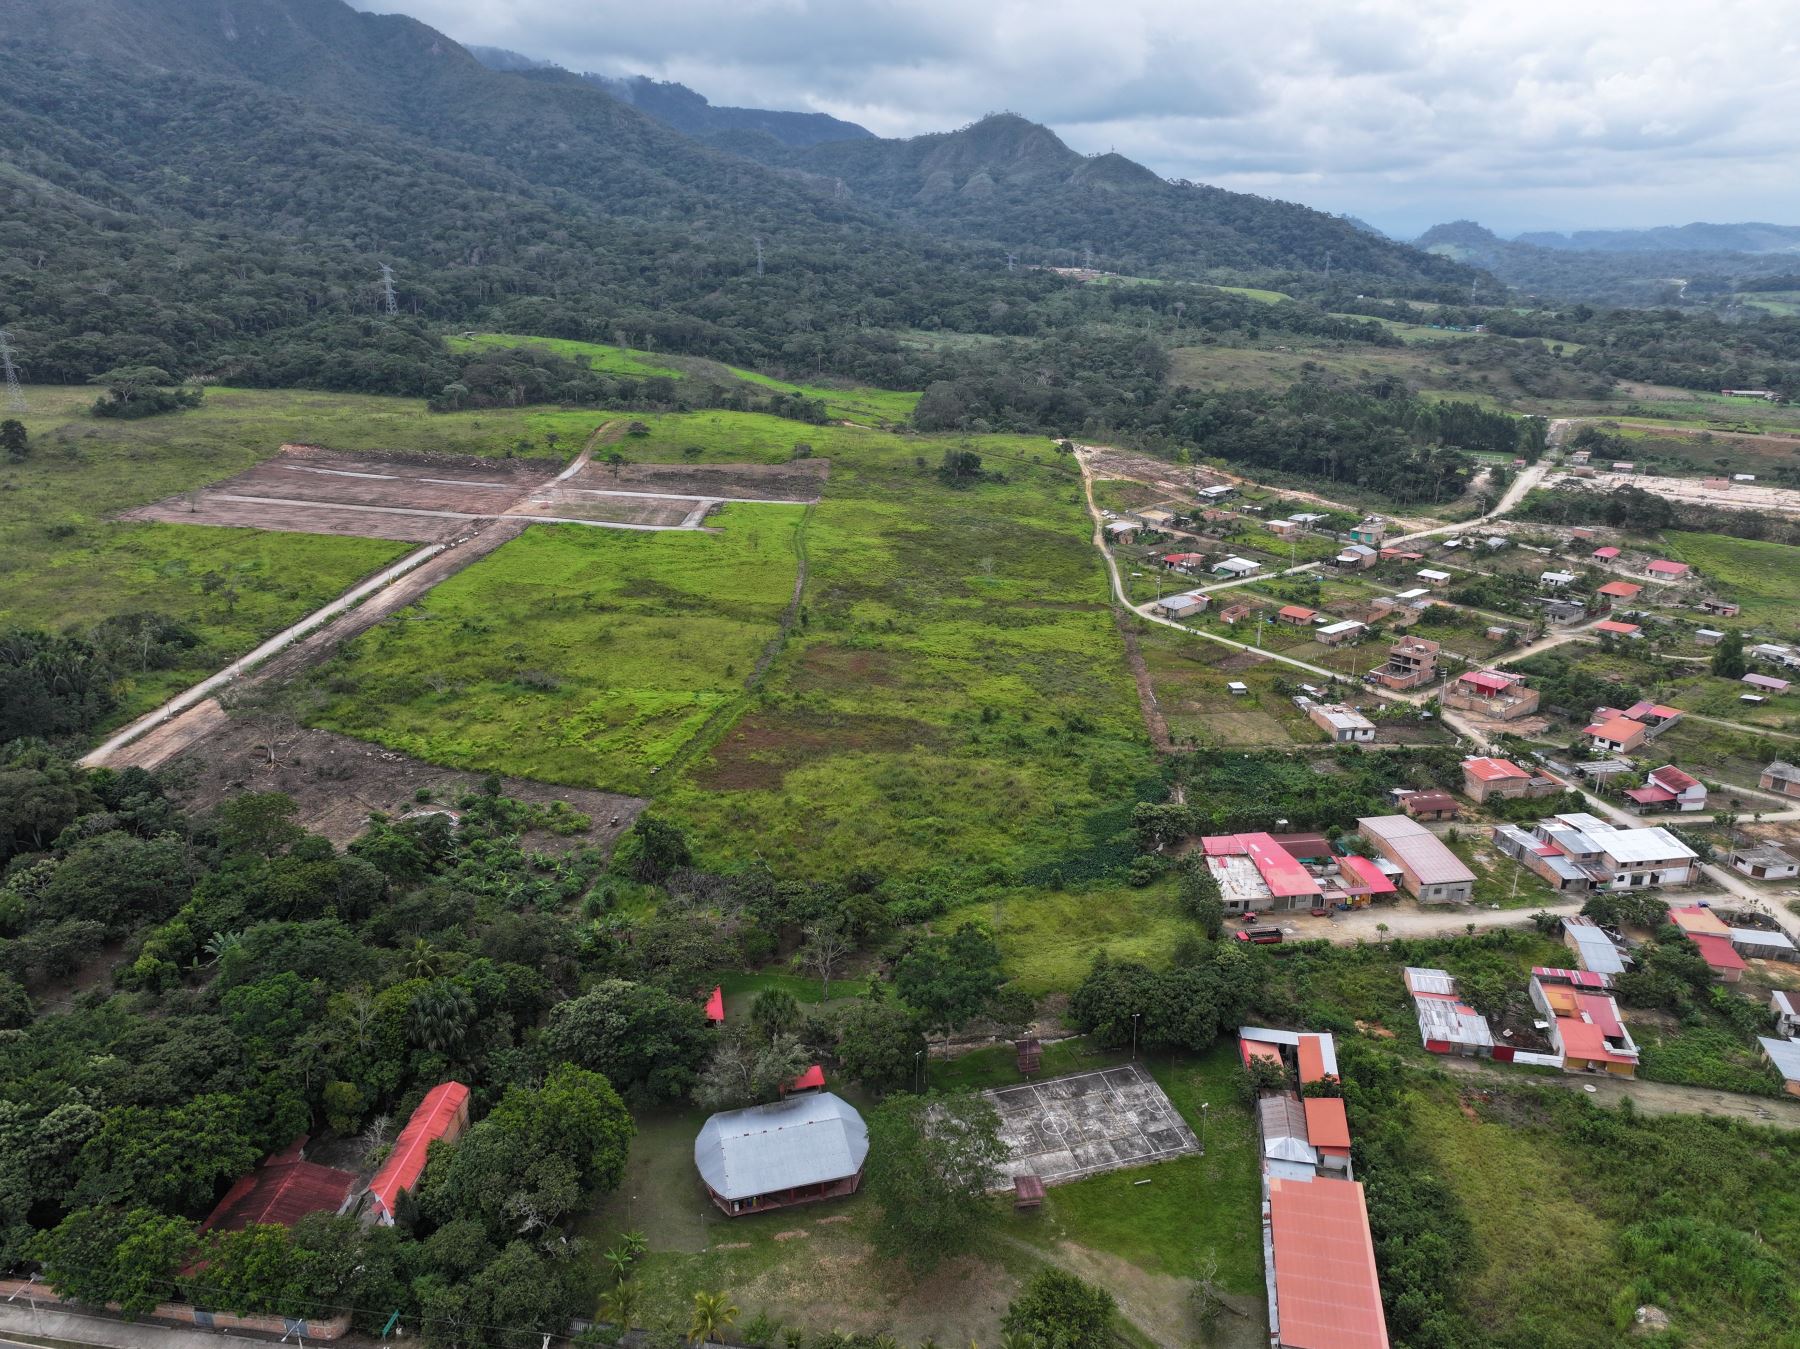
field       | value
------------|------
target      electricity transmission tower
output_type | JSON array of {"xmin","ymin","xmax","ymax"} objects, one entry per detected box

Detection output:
[
  {"xmin": 379, "ymin": 264, "xmax": 398, "ymax": 317},
  {"xmin": 1083, "ymin": 243, "xmax": 1094, "ymax": 270},
  {"xmin": 1005, "ymin": 252, "xmax": 1017, "ymax": 273},
  {"xmin": 0, "ymin": 330, "xmax": 25, "ymax": 413},
  {"xmin": 753, "ymin": 235, "xmax": 764, "ymax": 277},
  {"xmin": 1323, "ymin": 250, "xmax": 1331, "ymax": 282}
]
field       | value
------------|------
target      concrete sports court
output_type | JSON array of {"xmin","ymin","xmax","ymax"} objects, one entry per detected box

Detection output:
[{"xmin": 982, "ymin": 1064, "xmax": 1200, "ymax": 1188}]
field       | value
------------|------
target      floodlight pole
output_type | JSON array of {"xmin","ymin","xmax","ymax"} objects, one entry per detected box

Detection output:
[
  {"xmin": 1131, "ymin": 1012, "xmax": 1141, "ymax": 1061},
  {"xmin": 1200, "ymin": 1101, "xmax": 1209, "ymax": 1155}
]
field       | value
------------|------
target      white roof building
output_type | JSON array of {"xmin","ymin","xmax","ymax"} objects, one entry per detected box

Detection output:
[{"xmin": 1213, "ymin": 557, "xmax": 1261, "ymax": 576}]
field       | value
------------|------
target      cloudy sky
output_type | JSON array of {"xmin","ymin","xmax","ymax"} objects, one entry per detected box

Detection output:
[{"xmin": 353, "ymin": 0, "xmax": 1800, "ymax": 237}]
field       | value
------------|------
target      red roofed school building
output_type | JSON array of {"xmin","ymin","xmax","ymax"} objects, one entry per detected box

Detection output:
[
  {"xmin": 200, "ymin": 1137, "xmax": 356, "ymax": 1235},
  {"xmin": 1442, "ymin": 669, "xmax": 1540, "ymax": 721},
  {"xmin": 368, "ymin": 1082, "xmax": 471, "ymax": 1225}
]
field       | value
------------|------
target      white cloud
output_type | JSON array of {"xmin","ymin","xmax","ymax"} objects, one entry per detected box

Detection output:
[{"xmin": 353, "ymin": 0, "xmax": 1800, "ymax": 235}]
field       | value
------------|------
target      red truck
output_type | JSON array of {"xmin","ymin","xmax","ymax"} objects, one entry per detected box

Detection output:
[{"xmin": 1234, "ymin": 927, "xmax": 1284, "ymax": 945}]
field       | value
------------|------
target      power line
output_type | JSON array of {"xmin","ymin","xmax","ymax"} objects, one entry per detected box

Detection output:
[{"xmin": 0, "ymin": 329, "xmax": 26, "ymax": 413}]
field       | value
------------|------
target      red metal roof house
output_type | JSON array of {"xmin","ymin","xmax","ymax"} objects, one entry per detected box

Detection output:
[
  {"xmin": 200, "ymin": 1137, "xmax": 356, "ymax": 1235},
  {"xmin": 368, "ymin": 1082, "xmax": 471, "ymax": 1225}
]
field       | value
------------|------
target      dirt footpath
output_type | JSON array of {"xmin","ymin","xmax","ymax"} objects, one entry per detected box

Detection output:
[
  {"xmin": 1432, "ymin": 1054, "xmax": 1800, "ymax": 1127},
  {"xmin": 158, "ymin": 724, "xmax": 645, "ymax": 851}
]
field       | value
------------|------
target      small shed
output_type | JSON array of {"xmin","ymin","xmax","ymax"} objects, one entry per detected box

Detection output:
[
  {"xmin": 1015, "ymin": 1038, "xmax": 1043, "ymax": 1075},
  {"xmin": 1013, "ymin": 1174, "xmax": 1046, "ymax": 1209},
  {"xmin": 705, "ymin": 986, "xmax": 726, "ymax": 1026}
]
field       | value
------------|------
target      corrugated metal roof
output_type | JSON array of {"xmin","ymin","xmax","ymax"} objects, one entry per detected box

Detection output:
[
  {"xmin": 694, "ymin": 1092, "xmax": 868, "ymax": 1201},
  {"xmin": 1563, "ymin": 918, "xmax": 1627, "ymax": 975},
  {"xmin": 1759, "ymin": 1037, "xmax": 1800, "ymax": 1083},
  {"xmin": 1303, "ymin": 1097, "xmax": 1352, "ymax": 1151},
  {"xmin": 200, "ymin": 1138, "xmax": 355, "ymax": 1235},
  {"xmin": 1258, "ymin": 1095, "xmax": 1317, "ymax": 1165},
  {"xmin": 370, "ymin": 1082, "xmax": 470, "ymax": 1219},
  {"xmin": 1356, "ymin": 816, "xmax": 1476, "ymax": 887},
  {"xmin": 1729, "ymin": 927, "xmax": 1796, "ymax": 951},
  {"xmin": 1267, "ymin": 1177, "xmax": 1390, "ymax": 1349}
]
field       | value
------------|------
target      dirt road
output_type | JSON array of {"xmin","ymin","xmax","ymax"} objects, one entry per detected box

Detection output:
[{"xmin": 1431, "ymin": 1054, "xmax": 1800, "ymax": 1127}]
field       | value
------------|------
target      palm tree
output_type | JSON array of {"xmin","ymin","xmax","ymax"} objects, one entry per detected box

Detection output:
[
  {"xmin": 598, "ymin": 1280, "xmax": 642, "ymax": 1336},
  {"xmin": 406, "ymin": 979, "xmax": 473, "ymax": 1055},
  {"xmin": 402, "ymin": 938, "xmax": 444, "ymax": 980},
  {"xmin": 688, "ymin": 1290, "xmax": 739, "ymax": 1345}
]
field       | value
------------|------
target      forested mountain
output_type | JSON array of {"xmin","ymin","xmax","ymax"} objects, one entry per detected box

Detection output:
[
  {"xmin": 0, "ymin": 0, "xmax": 1472, "ymax": 397},
  {"xmin": 1416, "ymin": 219, "xmax": 1800, "ymax": 303},
  {"xmin": 728, "ymin": 113, "xmax": 1472, "ymax": 291}
]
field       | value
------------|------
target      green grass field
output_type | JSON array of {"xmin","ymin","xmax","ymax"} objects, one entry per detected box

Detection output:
[
  {"xmin": 1661, "ymin": 532, "xmax": 1800, "ymax": 630},
  {"xmin": 310, "ymin": 507, "xmax": 804, "ymax": 796},
  {"xmin": 0, "ymin": 387, "xmax": 426, "ymax": 725},
  {"xmin": 449, "ymin": 332, "xmax": 920, "ymax": 426}
]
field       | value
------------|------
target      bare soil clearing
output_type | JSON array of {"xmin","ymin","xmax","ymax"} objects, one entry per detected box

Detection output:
[
  {"xmin": 159, "ymin": 723, "xmax": 646, "ymax": 850},
  {"xmin": 1547, "ymin": 467, "xmax": 1800, "ymax": 515}
]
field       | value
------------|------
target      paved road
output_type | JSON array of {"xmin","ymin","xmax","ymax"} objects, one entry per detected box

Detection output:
[{"xmin": 1430, "ymin": 1053, "xmax": 1800, "ymax": 1127}]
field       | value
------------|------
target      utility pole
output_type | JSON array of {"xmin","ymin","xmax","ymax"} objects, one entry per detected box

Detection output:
[
  {"xmin": 753, "ymin": 234, "xmax": 764, "ymax": 277},
  {"xmin": 378, "ymin": 264, "xmax": 398, "ymax": 317},
  {"xmin": 0, "ymin": 330, "xmax": 24, "ymax": 413},
  {"xmin": 1199, "ymin": 1101, "xmax": 1209, "ymax": 1155}
]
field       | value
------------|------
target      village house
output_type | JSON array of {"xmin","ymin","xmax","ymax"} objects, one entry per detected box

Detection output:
[
  {"xmin": 1403, "ymin": 967, "xmax": 1499, "ymax": 1058},
  {"xmin": 1277, "ymin": 604, "xmax": 1318, "ymax": 627},
  {"xmin": 1153, "ymin": 591, "xmax": 1208, "ymax": 619},
  {"xmin": 1594, "ymin": 580, "xmax": 1642, "ymax": 606},
  {"xmin": 1373, "ymin": 635, "xmax": 1439, "ymax": 690},
  {"xmin": 1314, "ymin": 619, "xmax": 1366, "ymax": 646},
  {"xmin": 1461, "ymin": 756, "xmax": 1557, "ymax": 803},
  {"xmin": 1531, "ymin": 968, "xmax": 1639, "ymax": 1076},
  {"xmin": 1442, "ymin": 669, "xmax": 1540, "ymax": 720},
  {"xmin": 1667, "ymin": 906, "xmax": 1747, "ymax": 984},
  {"xmin": 1356, "ymin": 815, "xmax": 1476, "ymax": 903},
  {"xmin": 1219, "ymin": 602, "xmax": 1256, "ymax": 626},
  {"xmin": 1399, "ymin": 790, "xmax": 1460, "ymax": 822},
  {"xmin": 1105, "ymin": 519, "xmax": 1139, "ymax": 542},
  {"xmin": 1159, "ymin": 551, "xmax": 1206, "ymax": 573},
  {"xmin": 1743, "ymin": 672, "xmax": 1790, "ymax": 695},
  {"xmin": 1646, "ymin": 559, "xmax": 1691, "ymax": 580},
  {"xmin": 1349, "ymin": 516, "xmax": 1387, "ymax": 546},
  {"xmin": 1213, "ymin": 556, "xmax": 1260, "ymax": 577},
  {"xmin": 1267, "ymin": 517, "xmax": 1302, "ymax": 538},
  {"xmin": 1132, "ymin": 508, "xmax": 1176, "ymax": 530},
  {"xmin": 1334, "ymin": 542, "xmax": 1379, "ymax": 569},
  {"xmin": 1730, "ymin": 841, "xmax": 1800, "ymax": 881},
  {"xmin": 1583, "ymin": 713, "xmax": 1650, "ymax": 754},
  {"xmin": 1417, "ymin": 567, "xmax": 1452, "ymax": 589},
  {"xmin": 1699, "ymin": 599, "xmax": 1741, "ymax": 618},
  {"xmin": 1592, "ymin": 619, "xmax": 1642, "ymax": 639},
  {"xmin": 1203, "ymin": 835, "xmax": 1322, "ymax": 913},
  {"xmin": 1695, "ymin": 628, "xmax": 1725, "ymax": 646},
  {"xmin": 369, "ymin": 1082, "xmax": 472, "ymax": 1225},
  {"xmin": 1308, "ymin": 703, "xmax": 1376, "ymax": 743},
  {"xmin": 1591, "ymin": 545, "xmax": 1620, "ymax": 561},
  {"xmin": 1541, "ymin": 597, "xmax": 1588, "ymax": 625},
  {"xmin": 1773, "ymin": 990, "xmax": 1800, "ymax": 1038},
  {"xmin": 1491, "ymin": 813, "xmax": 1698, "ymax": 893},
  {"xmin": 1758, "ymin": 1037, "xmax": 1800, "ymax": 1098},
  {"xmin": 1540, "ymin": 570, "xmax": 1577, "ymax": 588},
  {"xmin": 1624, "ymin": 764, "xmax": 1707, "ymax": 814}
]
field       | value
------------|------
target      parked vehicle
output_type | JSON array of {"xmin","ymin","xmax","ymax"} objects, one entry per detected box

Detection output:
[{"xmin": 1235, "ymin": 927, "xmax": 1284, "ymax": 944}]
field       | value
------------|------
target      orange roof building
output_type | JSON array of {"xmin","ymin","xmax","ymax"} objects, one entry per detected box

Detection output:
[{"xmin": 1266, "ymin": 1177, "xmax": 1390, "ymax": 1349}]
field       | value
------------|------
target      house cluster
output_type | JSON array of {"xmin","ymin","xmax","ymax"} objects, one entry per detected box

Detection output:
[
  {"xmin": 1240, "ymin": 1027, "xmax": 1390, "ymax": 1349},
  {"xmin": 1667, "ymin": 904, "xmax": 1796, "ymax": 983},
  {"xmin": 200, "ymin": 1081, "xmax": 471, "ymax": 1238},
  {"xmin": 1490, "ymin": 812, "xmax": 1699, "ymax": 894},
  {"xmin": 1583, "ymin": 700, "xmax": 1683, "ymax": 754}
]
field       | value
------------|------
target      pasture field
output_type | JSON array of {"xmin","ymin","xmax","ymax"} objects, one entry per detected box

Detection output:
[
  {"xmin": 1651, "ymin": 717, "xmax": 1795, "ymax": 791},
  {"xmin": 1138, "ymin": 626, "xmax": 1328, "ymax": 748},
  {"xmin": 309, "ymin": 507, "xmax": 804, "ymax": 796},
  {"xmin": 1660, "ymin": 532, "xmax": 1800, "ymax": 631},
  {"xmin": 0, "ymin": 387, "xmax": 426, "ymax": 722},
  {"xmin": 296, "ymin": 408, "xmax": 1156, "ymax": 884}
]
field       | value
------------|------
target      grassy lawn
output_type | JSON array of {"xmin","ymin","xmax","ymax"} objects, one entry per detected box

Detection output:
[
  {"xmin": 309, "ymin": 507, "xmax": 803, "ymax": 796},
  {"xmin": 1651, "ymin": 718, "xmax": 1793, "ymax": 791},
  {"xmin": 956, "ymin": 877, "xmax": 1196, "ymax": 996},
  {"xmin": 1661, "ymin": 531, "xmax": 1800, "ymax": 630}
]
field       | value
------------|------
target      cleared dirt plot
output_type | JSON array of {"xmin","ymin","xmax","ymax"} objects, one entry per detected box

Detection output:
[
  {"xmin": 983, "ymin": 1065, "xmax": 1201, "ymax": 1187},
  {"xmin": 1139, "ymin": 634, "xmax": 1324, "ymax": 748},
  {"xmin": 122, "ymin": 447, "xmax": 568, "ymax": 541},
  {"xmin": 158, "ymin": 723, "xmax": 646, "ymax": 850}
]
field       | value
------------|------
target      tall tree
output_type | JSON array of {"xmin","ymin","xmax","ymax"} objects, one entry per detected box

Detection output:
[{"xmin": 863, "ymin": 1093, "xmax": 1005, "ymax": 1271}]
